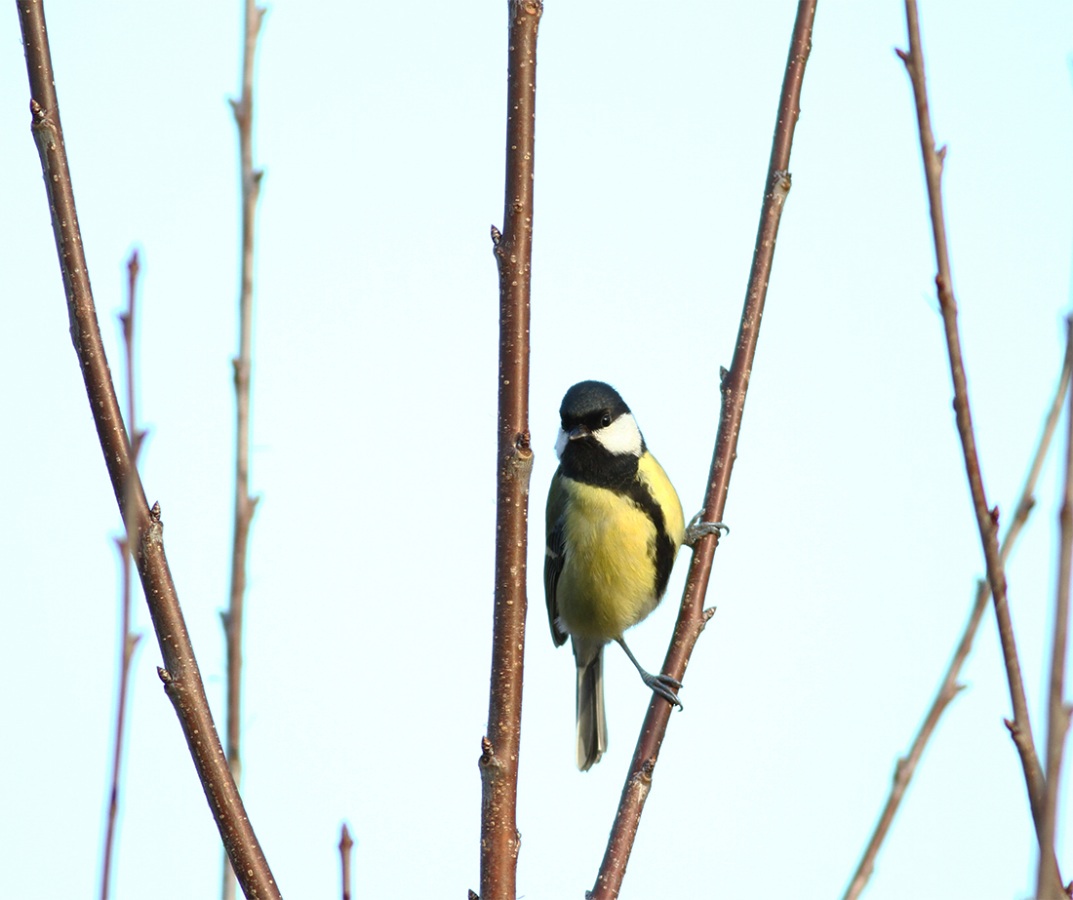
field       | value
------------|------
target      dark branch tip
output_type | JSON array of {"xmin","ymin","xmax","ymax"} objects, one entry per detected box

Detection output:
[{"xmin": 150, "ymin": 501, "xmax": 162, "ymax": 522}]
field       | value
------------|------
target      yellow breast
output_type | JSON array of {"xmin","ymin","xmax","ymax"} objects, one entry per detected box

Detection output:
[{"xmin": 556, "ymin": 455, "xmax": 684, "ymax": 641}]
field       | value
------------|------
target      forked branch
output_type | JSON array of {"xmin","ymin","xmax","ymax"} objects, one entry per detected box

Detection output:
[
  {"xmin": 843, "ymin": 332, "xmax": 1073, "ymax": 900},
  {"xmin": 1037, "ymin": 318, "xmax": 1073, "ymax": 900},
  {"xmin": 17, "ymin": 3, "xmax": 280, "ymax": 896},
  {"xmin": 897, "ymin": 0, "xmax": 1057, "ymax": 890},
  {"xmin": 590, "ymin": 2, "xmax": 817, "ymax": 897}
]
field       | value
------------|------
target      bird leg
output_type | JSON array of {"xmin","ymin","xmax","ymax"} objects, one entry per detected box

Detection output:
[{"xmin": 614, "ymin": 637, "xmax": 683, "ymax": 709}]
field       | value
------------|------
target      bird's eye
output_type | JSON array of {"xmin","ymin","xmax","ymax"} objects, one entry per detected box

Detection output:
[{"xmin": 600, "ymin": 413, "xmax": 612, "ymax": 428}]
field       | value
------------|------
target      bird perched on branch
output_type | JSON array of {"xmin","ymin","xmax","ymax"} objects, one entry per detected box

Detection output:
[{"xmin": 544, "ymin": 380, "xmax": 694, "ymax": 771}]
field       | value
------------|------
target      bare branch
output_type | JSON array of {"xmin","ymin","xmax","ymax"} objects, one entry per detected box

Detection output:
[
  {"xmin": 222, "ymin": 2, "xmax": 266, "ymax": 898},
  {"xmin": 897, "ymin": 2, "xmax": 1055, "ymax": 883},
  {"xmin": 843, "ymin": 333, "xmax": 1073, "ymax": 900},
  {"xmin": 1037, "ymin": 317, "xmax": 1073, "ymax": 899},
  {"xmin": 339, "ymin": 824, "xmax": 354, "ymax": 900},
  {"xmin": 478, "ymin": 3, "xmax": 540, "ymax": 898},
  {"xmin": 100, "ymin": 251, "xmax": 146, "ymax": 900},
  {"xmin": 16, "ymin": 4, "xmax": 280, "ymax": 896},
  {"xmin": 589, "ymin": 2, "xmax": 817, "ymax": 897}
]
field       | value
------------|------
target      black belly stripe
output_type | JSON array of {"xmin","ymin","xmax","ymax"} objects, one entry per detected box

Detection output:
[
  {"xmin": 624, "ymin": 479, "xmax": 676, "ymax": 600},
  {"xmin": 559, "ymin": 441, "xmax": 675, "ymax": 600}
]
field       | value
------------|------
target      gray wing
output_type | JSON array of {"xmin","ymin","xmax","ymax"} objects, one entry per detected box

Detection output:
[{"xmin": 544, "ymin": 467, "xmax": 569, "ymax": 647}]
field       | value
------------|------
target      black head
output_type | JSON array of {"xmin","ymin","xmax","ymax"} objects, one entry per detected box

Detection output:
[
  {"xmin": 559, "ymin": 380, "xmax": 630, "ymax": 429},
  {"xmin": 555, "ymin": 380, "xmax": 644, "ymax": 486}
]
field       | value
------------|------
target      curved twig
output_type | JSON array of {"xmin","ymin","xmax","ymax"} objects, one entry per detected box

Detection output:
[
  {"xmin": 589, "ymin": 2, "xmax": 817, "ymax": 897},
  {"xmin": 17, "ymin": 4, "xmax": 280, "ymax": 896}
]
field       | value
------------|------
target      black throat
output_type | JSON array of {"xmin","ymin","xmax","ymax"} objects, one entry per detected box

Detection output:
[{"xmin": 558, "ymin": 440, "xmax": 639, "ymax": 491}]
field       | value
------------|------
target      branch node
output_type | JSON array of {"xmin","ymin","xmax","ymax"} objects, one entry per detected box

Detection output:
[
  {"xmin": 771, "ymin": 169, "xmax": 792, "ymax": 198},
  {"xmin": 701, "ymin": 606, "xmax": 717, "ymax": 625},
  {"xmin": 893, "ymin": 755, "xmax": 908, "ymax": 783},
  {"xmin": 895, "ymin": 46, "xmax": 910, "ymax": 64},
  {"xmin": 490, "ymin": 224, "xmax": 502, "ymax": 247},
  {"xmin": 157, "ymin": 666, "xmax": 173, "ymax": 684}
]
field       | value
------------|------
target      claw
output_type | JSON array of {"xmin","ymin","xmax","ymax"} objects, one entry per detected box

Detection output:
[
  {"xmin": 685, "ymin": 512, "xmax": 729, "ymax": 546},
  {"xmin": 642, "ymin": 670, "xmax": 683, "ymax": 709}
]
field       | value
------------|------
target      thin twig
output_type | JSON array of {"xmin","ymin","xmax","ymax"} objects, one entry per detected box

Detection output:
[
  {"xmin": 897, "ymin": 3, "xmax": 1055, "ymax": 882},
  {"xmin": 17, "ymin": 4, "xmax": 280, "ymax": 896},
  {"xmin": 843, "ymin": 333, "xmax": 1073, "ymax": 900},
  {"xmin": 477, "ymin": 3, "xmax": 540, "ymax": 899},
  {"xmin": 589, "ymin": 2, "xmax": 817, "ymax": 897},
  {"xmin": 222, "ymin": 2, "xmax": 266, "ymax": 898},
  {"xmin": 99, "ymin": 252, "xmax": 146, "ymax": 900},
  {"xmin": 1037, "ymin": 317, "xmax": 1073, "ymax": 900},
  {"xmin": 339, "ymin": 824, "xmax": 353, "ymax": 900}
]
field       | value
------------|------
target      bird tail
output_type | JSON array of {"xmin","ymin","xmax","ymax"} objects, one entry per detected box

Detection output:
[{"xmin": 574, "ymin": 641, "xmax": 607, "ymax": 771}]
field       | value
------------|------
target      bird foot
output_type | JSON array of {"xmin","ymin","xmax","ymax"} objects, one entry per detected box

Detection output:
[
  {"xmin": 642, "ymin": 670, "xmax": 683, "ymax": 709},
  {"xmin": 685, "ymin": 512, "xmax": 729, "ymax": 546}
]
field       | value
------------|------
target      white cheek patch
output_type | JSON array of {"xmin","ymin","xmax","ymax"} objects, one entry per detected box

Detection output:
[
  {"xmin": 555, "ymin": 427, "xmax": 569, "ymax": 459},
  {"xmin": 595, "ymin": 413, "xmax": 643, "ymax": 456}
]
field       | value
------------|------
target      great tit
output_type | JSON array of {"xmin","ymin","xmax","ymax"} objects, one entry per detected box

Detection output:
[{"xmin": 544, "ymin": 380, "xmax": 687, "ymax": 771}]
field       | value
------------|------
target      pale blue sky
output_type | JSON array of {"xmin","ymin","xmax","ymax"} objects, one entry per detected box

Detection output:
[{"xmin": 1, "ymin": 2, "xmax": 1072, "ymax": 898}]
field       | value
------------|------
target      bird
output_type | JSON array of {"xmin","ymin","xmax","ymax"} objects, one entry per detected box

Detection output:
[{"xmin": 544, "ymin": 379, "xmax": 688, "ymax": 771}]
